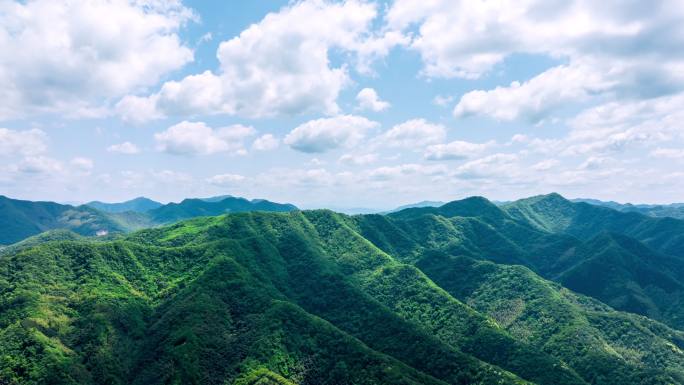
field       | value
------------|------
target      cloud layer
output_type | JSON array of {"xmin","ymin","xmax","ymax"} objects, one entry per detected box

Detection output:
[{"xmin": 0, "ymin": 0, "xmax": 194, "ymax": 120}]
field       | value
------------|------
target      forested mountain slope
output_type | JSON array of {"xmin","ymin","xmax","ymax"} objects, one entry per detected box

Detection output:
[
  {"xmin": 1, "ymin": 209, "xmax": 683, "ymax": 384},
  {"xmin": 147, "ymin": 196, "xmax": 297, "ymax": 224},
  {"xmin": 0, "ymin": 196, "xmax": 298, "ymax": 246},
  {"xmin": 86, "ymin": 197, "xmax": 163, "ymax": 213},
  {"xmin": 574, "ymin": 198, "xmax": 684, "ymax": 220},
  {"xmin": 0, "ymin": 195, "xmax": 131, "ymax": 245},
  {"xmin": 353, "ymin": 194, "xmax": 684, "ymax": 330}
]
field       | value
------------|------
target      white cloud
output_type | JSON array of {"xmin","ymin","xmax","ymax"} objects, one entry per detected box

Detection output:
[
  {"xmin": 0, "ymin": 128, "xmax": 47, "ymax": 156},
  {"xmin": 17, "ymin": 156, "xmax": 63, "ymax": 175},
  {"xmin": 453, "ymin": 63, "xmax": 612, "ymax": 122},
  {"xmin": 433, "ymin": 95, "xmax": 454, "ymax": 107},
  {"xmin": 252, "ymin": 134, "xmax": 279, "ymax": 151},
  {"xmin": 198, "ymin": 32, "xmax": 213, "ymax": 44},
  {"xmin": 532, "ymin": 159, "xmax": 559, "ymax": 171},
  {"xmin": 115, "ymin": 95, "xmax": 165, "ymax": 124},
  {"xmin": 119, "ymin": 0, "xmax": 388, "ymax": 122},
  {"xmin": 256, "ymin": 167, "xmax": 337, "ymax": 189},
  {"xmin": 284, "ymin": 115, "xmax": 379, "ymax": 153},
  {"xmin": 339, "ymin": 153, "xmax": 378, "ymax": 166},
  {"xmin": 0, "ymin": 0, "xmax": 195, "ymax": 120},
  {"xmin": 107, "ymin": 142, "xmax": 140, "ymax": 155},
  {"xmin": 381, "ymin": 119, "xmax": 446, "ymax": 148},
  {"xmin": 151, "ymin": 169, "xmax": 192, "ymax": 184},
  {"xmin": 452, "ymin": 153, "xmax": 519, "ymax": 180},
  {"xmin": 387, "ymin": 0, "xmax": 684, "ymax": 79},
  {"xmin": 424, "ymin": 140, "xmax": 495, "ymax": 161},
  {"xmin": 70, "ymin": 157, "xmax": 94, "ymax": 174},
  {"xmin": 387, "ymin": 0, "xmax": 684, "ymax": 124},
  {"xmin": 579, "ymin": 156, "xmax": 614, "ymax": 170},
  {"xmin": 155, "ymin": 121, "xmax": 255, "ymax": 156},
  {"xmin": 206, "ymin": 173, "xmax": 246, "ymax": 186},
  {"xmin": 651, "ymin": 148, "xmax": 684, "ymax": 159},
  {"xmin": 365, "ymin": 163, "xmax": 447, "ymax": 181},
  {"xmin": 559, "ymin": 94, "xmax": 684, "ymax": 156},
  {"xmin": 356, "ymin": 88, "xmax": 390, "ymax": 112}
]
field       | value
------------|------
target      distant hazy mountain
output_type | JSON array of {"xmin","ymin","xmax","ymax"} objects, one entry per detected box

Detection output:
[
  {"xmin": 573, "ymin": 198, "xmax": 684, "ymax": 219},
  {"xmin": 0, "ymin": 195, "xmax": 129, "ymax": 245},
  {"xmin": 199, "ymin": 194, "xmax": 233, "ymax": 202},
  {"xmin": 323, "ymin": 206, "xmax": 384, "ymax": 215},
  {"xmin": 386, "ymin": 200, "xmax": 446, "ymax": 213},
  {"xmin": 0, "ymin": 195, "xmax": 298, "ymax": 245},
  {"xmin": 149, "ymin": 196, "xmax": 298, "ymax": 224},
  {"xmin": 86, "ymin": 197, "xmax": 163, "ymax": 213}
]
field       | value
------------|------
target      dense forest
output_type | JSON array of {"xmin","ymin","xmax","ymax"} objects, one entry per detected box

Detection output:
[{"xmin": 1, "ymin": 194, "xmax": 684, "ymax": 384}]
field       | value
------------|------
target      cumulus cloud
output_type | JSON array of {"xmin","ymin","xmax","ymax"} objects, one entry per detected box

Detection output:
[
  {"xmin": 453, "ymin": 64, "xmax": 612, "ymax": 122},
  {"xmin": 0, "ymin": 0, "xmax": 195, "ymax": 120},
  {"xmin": 386, "ymin": 0, "xmax": 684, "ymax": 123},
  {"xmin": 387, "ymin": 0, "xmax": 684, "ymax": 79},
  {"xmin": 155, "ymin": 121, "xmax": 255, "ymax": 156},
  {"xmin": 252, "ymin": 134, "xmax": 279, "ymax": 151},
  {"xmin": 365, "ymin": 163, "xmax": 447, "ymax": 181},
  {"xmin": 579, "ymin": 156, "xmax": 614, "ymax": 170},
  {"xmin": 151, "ymin": 169, "xmax": 193, "ymax": 184},
  {"xmin": 284, "ymin": 115, "xmax": 379, "ymax": 153},
  {"xmin": 115, "ymin": 95, "xmax": 165, "ymax": 124},
  {"xmin": 532, "ymin": 159, "xmax": 559, "ymax": 171},
  {"xmin": 70, "ymin": 157, "xmax": 94, "ymax": 175},
  {"xmin": 0, "ymin": 128, "xmax": 47, "ymax": 156},
  {"xmin": 424, "ymin": 140, "xmax": 495, "ymax": 161},
  {"xmin": 107, "ymin": 142, "xmax": 140, "ymax": 155},
  {"xmin": 17, "ymin": 156, "xmax": 64, "ymax": 175},
  {"xmin": 255, "ymin": 168, "xmax": 338, "ymax": 190},
  {"xmin": 206, "ymin": 173, "xmax": 246, "ymax": 186},
  {"xmin": 356, "ymin": 88, "xmax": 390, "ymax": 112},
  {"xmin": 433, "ymin": 95, "xmax": 454, "ymax": 107},
  {"xmin": 339, "ymin": 153, "xmax": 378, "ymax": 166},
  {"xmin": 651, "ymin": 148, "xmax": 684, "ymax": 159},
  {"xmin": 452, "ymin": 153, "xmax": 519, "ymax": 180},
  {"xmin": 118, "ymin": 0, "xmax": 392, "ymax": 122},
  {"xmin": 380, "ymin": 119, "xmax": 446, "ymax": 148}
]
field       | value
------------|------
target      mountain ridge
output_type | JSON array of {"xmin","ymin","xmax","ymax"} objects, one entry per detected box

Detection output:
[
  {"xmin": 86, "ymin": 197, "xmax": 163, "ymax": 213},
  {"xmin": 0, "ymin": 195, "xmax": 298, "ymax": 245},
  {"xmin": 2, "ymin": 208, "xmax": 683, "ymax": 384}
]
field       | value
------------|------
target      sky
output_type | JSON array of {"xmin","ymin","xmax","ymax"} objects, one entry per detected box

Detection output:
[{"xmin": 1, "ymin": 0, "xmax": 684, "ymax": 210}]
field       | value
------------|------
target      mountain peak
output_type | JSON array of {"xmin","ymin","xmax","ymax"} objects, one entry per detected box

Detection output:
[
  {"xmin": 86, "ymin": 197, "xmax": 163, "ymax": 213},
  {"xmin": 524, "ymin": 192, "xmax": 571, "ymax": 205},
  {"xmin": 438, "ymin": 196, "xmax": 505, "ymax": 221}
]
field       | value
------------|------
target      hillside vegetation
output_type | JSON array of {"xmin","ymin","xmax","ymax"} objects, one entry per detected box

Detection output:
[
  {"xmin": 2, "ymin": 199, "xmax": 684, "ymax": 384},
  {"xmin": 0, "ymin": 196, "xmax": 298, "ymax": 246}
]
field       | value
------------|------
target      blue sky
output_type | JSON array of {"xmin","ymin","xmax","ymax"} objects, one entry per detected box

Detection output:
[{"xmin": 1, "ymin": 0, "xmax": 684, "ymax": 209}]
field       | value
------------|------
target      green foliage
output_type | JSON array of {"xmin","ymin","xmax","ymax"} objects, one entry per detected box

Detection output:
[
  {"xmin": 147, "ymin": 197, "xmax": 297, "ymax": 225},
  {"xmin": 2, "ymin": 194, "xmax": 684, "ymax": 384},
  {"xmin": 0, "ymin": 195, "xmax": 297, "ymax": 246},
  {"xmin": 86, "ymin": 197, "xmax": 163, "ymax": 214}
]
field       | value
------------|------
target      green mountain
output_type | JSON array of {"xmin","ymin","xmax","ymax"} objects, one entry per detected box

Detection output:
[
  {"xmin": 147, "ymin": 197, "xmax": 298, "ymax": 224},
  {"xmin": 503, "ymin": 193, "xmax": 684, "ymax": 257},
  {"xmin": 350, "ymin": 194, "xmax": 684, "ymax": 330},
  {"xmin": 385, "ymin": 201, "xmax": 446, "ymax": 214},
  {"xmin": 574, "ymin": 198, "xmax": 684, "ymax": 220},
  {"xmin": 0, "ymin": 195, "xmax": 132, "ymax": 245},
  {"xmin": 0, "ymin": 196, "xmax": 298, "ymax": 246},
  {"xmin": 2, "ymin": 206, "xmax": 684, "ymax": 384},
  {"xmin": 86, "ymin": 197, "xmax": 163, "ymax": 213}
]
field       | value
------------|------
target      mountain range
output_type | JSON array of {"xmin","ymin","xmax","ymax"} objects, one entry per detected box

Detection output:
[
  {"xmin": 1, "ymin": 193, "xmax": 684, "ymax": 384},
  {"xmin": 573, "ymin": 198, "xmax": 684, "ymax": 220},
  {"xmin": 85, "ymin": 197, "xmax": 163, "ymax": 213},
  {"xmin": 0, "ymin": 195, "xmax": 297, "ymax": 245}
]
